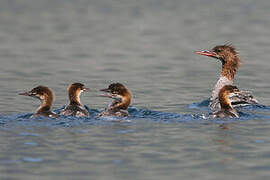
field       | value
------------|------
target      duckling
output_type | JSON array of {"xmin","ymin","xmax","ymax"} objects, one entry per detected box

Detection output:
[
  {"xmin": 19, "ymin": 86, "xmax": 59, "ymax": 118},
  {"xmin": 61, "ymin": 83, "xmax": 90, "ymax": 117},
  {"xmin": 211, "ymin": 85, "xmax": 240, "ymax": 118},
  {"xmin": 99, "ymin": 83, "xmax": 132, "ymax": 117}
]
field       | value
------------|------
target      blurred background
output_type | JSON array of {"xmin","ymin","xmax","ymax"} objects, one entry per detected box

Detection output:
[
  {"xmin": 1, "ymin": 1, "xmax": 270, "ymax": 180},
  {"xmin": 0, "ymin": 0, "xmax": 269, "ymax": 115}
]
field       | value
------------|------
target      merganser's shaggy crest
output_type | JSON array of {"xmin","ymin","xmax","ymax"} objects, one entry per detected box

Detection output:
[
  {"xmin": 19, "ymin": 86, "xmax": 59, "ymax": 118},
  {"xmin": 99, "ymin": 83, "xmax": 132, "ymax": 117},
  {"xmin": 211, "ymin": 85, "xmax": 239, "ymax": 118},
  {"xmin": 196, "ymin": 44, "xmax": 258, "ymax": 110},
  {"xmin": 61, "ymin": 83, "xmax": 89, "ymax": 117}
]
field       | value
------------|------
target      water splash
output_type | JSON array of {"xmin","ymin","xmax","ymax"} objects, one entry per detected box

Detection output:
[{"xmin": 0, "ymin": 102, "xmax": 269, "ymax": 128}]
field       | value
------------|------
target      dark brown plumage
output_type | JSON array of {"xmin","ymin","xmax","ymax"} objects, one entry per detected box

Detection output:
[
  {"xmin": 196, "ymin": 44, "xmax": 240, "ymax": 81},
  {"xmin": 99, "ymin": 83, "xmax": 132, "ymax": 117},
  {"xmin": 61, "ymin": 83, "xmax": 89, "ymax": 117},
  {"xmin": 19, "ymin": 86, "xmax": 59, "ymax": 118},
  {"xmin": 213, "ymin": 45, "xmax": 240, "ymax": 81},
  {"xmin": 212, "ymin": 85, "xmax": 239, "ymax": 118}
]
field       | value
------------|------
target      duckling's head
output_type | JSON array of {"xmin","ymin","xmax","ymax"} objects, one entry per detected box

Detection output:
[
  {"xmin": 68, "ymin": 82, "xmax": 89, "ymax": 105},
  {"xmin": 19, "ymin": 86, "xmax": 54, "ymax": 101},
  {"xmin": 100, "ymin": 83, "xmax": 132, "ymax": 109}
]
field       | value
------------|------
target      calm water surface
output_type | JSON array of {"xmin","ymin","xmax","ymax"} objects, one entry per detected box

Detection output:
[{"xmin": 0, "ymin": 0, "xmax": 270, "ymax": 179}]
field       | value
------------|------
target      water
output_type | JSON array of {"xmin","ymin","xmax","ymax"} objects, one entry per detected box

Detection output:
[{"xmin": 1, "ymin": 0, "xmax": 270, "ymax": 179}]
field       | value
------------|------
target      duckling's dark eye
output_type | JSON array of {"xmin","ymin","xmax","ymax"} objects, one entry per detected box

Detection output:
[{"xmin": 216, "ymin": 49, "xmax": 222, "ymax": 53}]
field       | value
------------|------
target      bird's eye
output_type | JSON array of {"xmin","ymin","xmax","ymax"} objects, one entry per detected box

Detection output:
[{"xmin": 216, "ymin": 49, "xmax": 222, "ymax": 53}]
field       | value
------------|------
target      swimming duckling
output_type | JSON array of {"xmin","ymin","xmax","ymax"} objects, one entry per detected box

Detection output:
[
  {"xmin": 211, "ymin": 85, "xmax": 240, "ymax": 118},
  {"xmin": 61, "ymin": 83, "xmax": 90, "ymax": 117},
  {"xmin": 99, "ymin": 83, "xmax": 132, "ymax": 117},
  {"xmin": 19, "ymin": 86, "xmax": 59, "ymax": 118}
]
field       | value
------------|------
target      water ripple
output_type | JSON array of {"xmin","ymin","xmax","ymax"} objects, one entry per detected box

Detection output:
[
  {"xmin": 0, "ymin": 103, "xmax": 269, "ymax": 128},
  {"xmin": 23, "ymin": 157, "xmax": 43, "ymax": 163}
]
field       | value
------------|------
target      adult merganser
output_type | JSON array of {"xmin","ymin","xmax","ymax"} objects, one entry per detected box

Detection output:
[
  {"xmin": 196, "ymin": 44, "xmax": 258, "ymax": 110},
  {"xmin": 61, "ymin": 83, "xmax": 90, "ymax": 117},
  {"xmin": 19, "ymin": 86, "xmax": 59, "ymax": 118},
  {"xmin": 211, "ymin": 85, "xmax": 239, "ymax": 118},
  {"xmin": 99, "ymin": 83, "xmax": 132, "ymax": 117}
]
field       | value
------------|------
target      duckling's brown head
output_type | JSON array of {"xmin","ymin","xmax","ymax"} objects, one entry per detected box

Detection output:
[
  {"xmin": 68, "ymin": 83, "xmax": 89, "ymax": 104},
  {"xmin": 100, "ymin": 83, "xmax": 129, "ymax": 97},
  {"xmin": 100, "ymin": 83, "xmax": 132, "ymax": 109},
  {"xmin": 19, "ymin": 86, "xmax": 54, "ymax": 101}
]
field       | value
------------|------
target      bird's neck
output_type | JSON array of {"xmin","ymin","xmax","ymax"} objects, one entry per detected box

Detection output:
[
  {"xmin": 110, "ymin": 91, "xmax": 132, "ymax": 110},
  {"xmin": 37, "ymin": 95, "xmax": 53, "ymax": 113},
  {"xmin": 69, "ymin": 90, "xmax": 82, "ymax": 106},
  {"xmin": 219, "ymin": 94, "xmax": 233, "ymax": 110},
  {"xmin": 221, "ymin": 56, "xmax": 239, "ymax": 81}
]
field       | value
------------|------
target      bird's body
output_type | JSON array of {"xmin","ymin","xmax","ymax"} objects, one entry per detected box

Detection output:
[
  {"xmin": 61, "ymin": 83, "xmax": 89, "ymax": 117},
  {"xmin": 196, "ymin": 44, "xmax": 258, "ymax": 110}
]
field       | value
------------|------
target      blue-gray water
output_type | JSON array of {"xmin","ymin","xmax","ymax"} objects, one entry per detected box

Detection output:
[{"xmin": 1, "ymin": 0, "xmax": 270, "ymax": 179}]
